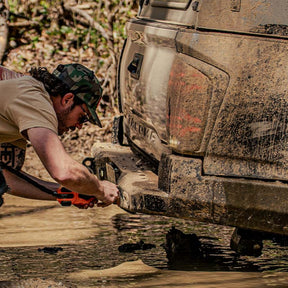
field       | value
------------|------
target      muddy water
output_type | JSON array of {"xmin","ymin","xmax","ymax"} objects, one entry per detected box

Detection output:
[{"xmin": 0, "ymin": 195, "xmax": 288, "ymax": 288}]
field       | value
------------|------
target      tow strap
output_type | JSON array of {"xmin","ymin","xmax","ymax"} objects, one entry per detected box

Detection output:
[
  {"xmin": 1, "ymin": 165, "xmax": 97, "ymax": 207},
  {"xmin": 2, "ymin": 164, "xmax": 57, "ymax": 196}
]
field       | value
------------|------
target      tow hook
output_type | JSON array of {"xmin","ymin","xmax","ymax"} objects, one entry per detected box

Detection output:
[{"xmin": 82, "ymin": 157, "xmax": 120, "ymax": 184}]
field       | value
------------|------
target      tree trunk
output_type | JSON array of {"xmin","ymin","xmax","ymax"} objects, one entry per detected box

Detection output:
[{"xmin": 0, "ymin": 0, "xmax": 8, "ymax": 64}]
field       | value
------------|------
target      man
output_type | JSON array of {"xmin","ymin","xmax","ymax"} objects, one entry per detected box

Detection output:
[{"xmin": 0, "ymin": 63, "xmax": 119, "ymax": 208}]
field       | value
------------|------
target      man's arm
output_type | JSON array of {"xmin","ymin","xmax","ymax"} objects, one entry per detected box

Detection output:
[{"xmin": 26, "ymin": 127, "xmax": 119, "ymax": 205}]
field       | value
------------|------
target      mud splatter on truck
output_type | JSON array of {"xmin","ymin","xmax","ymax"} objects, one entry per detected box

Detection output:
[{"xmin": 89, "ymin": 0, "xmax": 288, "ymax": 255}]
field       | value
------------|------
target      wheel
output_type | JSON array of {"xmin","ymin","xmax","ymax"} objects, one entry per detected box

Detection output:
[{"xmin": 230, "ymin": 228, "xmax": 263, "ymax": 257}]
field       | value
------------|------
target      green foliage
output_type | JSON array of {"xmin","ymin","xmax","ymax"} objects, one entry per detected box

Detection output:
[
  {"xmin": 5, "ymin": 0, "xmax": 138, "ymax": 105},
  {"xmin": 7, "ymin": 0, "xmax": 137, "ymax": 48}
]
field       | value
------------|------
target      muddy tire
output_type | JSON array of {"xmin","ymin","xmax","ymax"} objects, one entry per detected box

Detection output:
[{"xmin": 230, "ymin": 228, "xmax": 263, "ymax": 257}]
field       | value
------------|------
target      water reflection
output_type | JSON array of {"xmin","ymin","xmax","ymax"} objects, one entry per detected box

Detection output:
[
  {"xmin": 111, "ymin": 213, "xmax": 288, "ymax": 273},
  {"xmin": 0, "ymin": 199, "xmax": 288, "ymax": 287}
]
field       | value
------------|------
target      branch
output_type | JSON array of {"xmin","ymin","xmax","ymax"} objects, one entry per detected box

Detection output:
[
  {"xmin": 8, "ymin": 20, "xmax": 39, "ymax": 28},
  {"xmin": 62, "ymin": 3, "xmax": 109, "ymax": 41}
]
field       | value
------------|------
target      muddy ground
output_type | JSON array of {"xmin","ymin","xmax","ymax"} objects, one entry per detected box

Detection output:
[
  {"xmin": 1, "ymin": 136, "xmax": 288, "ymax": 287},
  {"xmin": 1, "ymin": 144, "xmax": 288, "ymax": 287},
  {"xmin": 2, "ymin": 189, "xmax": 288, "ymax": 288}
]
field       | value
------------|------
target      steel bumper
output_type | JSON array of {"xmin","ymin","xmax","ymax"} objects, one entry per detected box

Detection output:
[{"xmin": 89, "ymin": 143, "xmax": 288, "ymax": 235}]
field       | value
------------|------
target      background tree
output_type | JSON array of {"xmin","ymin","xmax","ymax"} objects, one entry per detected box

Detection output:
[{"xmin": 1, "ymin": 0, "xmax": 138, "ymax": 112}]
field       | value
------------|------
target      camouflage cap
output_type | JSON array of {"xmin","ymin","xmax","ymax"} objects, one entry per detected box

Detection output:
[{"xmin": 52, "ymin": 63, "xmax": 103, "ymax": 127}]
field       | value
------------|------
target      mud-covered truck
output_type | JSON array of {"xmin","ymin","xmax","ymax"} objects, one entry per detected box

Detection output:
[{"xmin": 92, "ymin": 1, "xmax": 288, "ymax": 254}]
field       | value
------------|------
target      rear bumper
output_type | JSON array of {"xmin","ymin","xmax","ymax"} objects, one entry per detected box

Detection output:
[{"xmin": 90, "ymin": 142, "xmax": 288, "ymax": 236}]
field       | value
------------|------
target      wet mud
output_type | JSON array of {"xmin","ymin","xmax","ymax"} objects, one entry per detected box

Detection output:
[{"xmin": 0, "ymin": 194, "xmax": 288, "ymax": 288}]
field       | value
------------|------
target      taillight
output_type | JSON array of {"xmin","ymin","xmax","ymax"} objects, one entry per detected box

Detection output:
[{"xmin": 167, "ymin": 57, "xmax": 211, "ymax": 155}]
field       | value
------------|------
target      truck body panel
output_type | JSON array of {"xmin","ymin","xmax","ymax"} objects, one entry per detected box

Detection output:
[{"xmin": 93, "ymin": 0, "xmax": 288, "ymax": 238}]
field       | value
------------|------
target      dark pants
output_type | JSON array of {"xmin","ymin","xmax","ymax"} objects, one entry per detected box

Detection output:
[
  {"xmin": 0, "ymin": 143, "xmax": 26, "ymax": 207},
  {"xmin": 0, "ymin": 167, "xmax": 8, "ymax": 207}
]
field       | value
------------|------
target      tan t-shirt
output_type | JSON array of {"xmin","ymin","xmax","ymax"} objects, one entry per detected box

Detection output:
[{"xmin": 0, "ymin": 76, "xmax": 58, "ymax": 149}]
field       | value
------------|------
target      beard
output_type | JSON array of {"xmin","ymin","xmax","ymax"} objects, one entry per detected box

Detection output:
[{"xmin": 56, "ymin": 106, "xmax": 72, "ymax": 135}]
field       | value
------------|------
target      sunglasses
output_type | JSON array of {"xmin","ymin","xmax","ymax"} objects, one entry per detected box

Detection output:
[{"xmin": 79, "ymin": 104, "xmax": 91, "ymax": 124}]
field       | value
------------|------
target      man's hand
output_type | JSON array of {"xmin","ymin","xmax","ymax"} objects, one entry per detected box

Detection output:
[{"xmin": 97, "ymin": 180, "xmax": 120, "ymax": 207}]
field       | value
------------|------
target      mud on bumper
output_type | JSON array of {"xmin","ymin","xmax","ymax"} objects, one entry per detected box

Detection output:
[{"xmin": 86, "ymin": 142, "xmax": 288, "ymax": 236}]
